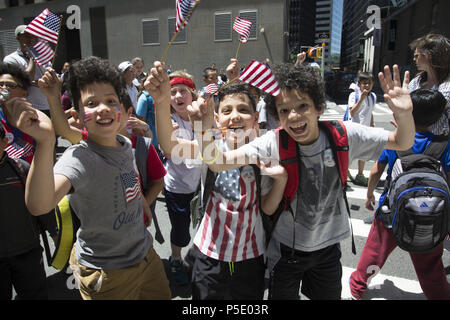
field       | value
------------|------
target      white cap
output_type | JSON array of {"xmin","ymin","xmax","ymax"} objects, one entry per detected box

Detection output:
[{"xmin": 118, "ymin": 61, "xmax": 132, "ymax": 73}]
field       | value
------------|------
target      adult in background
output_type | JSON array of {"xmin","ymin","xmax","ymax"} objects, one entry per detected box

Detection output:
[
  {"xmin": 408, "ymin": 33, "xmax": 450, "ymax": 136},
  {"xmin": 132, "ymin": 57, "xmax": 147, "ymax": 87},
  {"xmin": 118, "ymin": 61, "xmax": 139, "ymax": 109},
  {"xmin": 3, "ymin": 25, "xmax": 51, "ymax": 117}
]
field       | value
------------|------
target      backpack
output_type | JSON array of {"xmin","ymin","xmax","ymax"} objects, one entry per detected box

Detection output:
[
  {"xmin": 134, "ymin": 135, "xmax": 165, "ymax": 244},
  {"xmin": 377, "ymin": 139, "xmax": 450, "ymax": 253},
  {"xmin": 343, "ymin": 90, "xmax": 376, "ymax": 121},
  {"xmin": 263, "ymin": 120, "xmax": 356, "ymax": 253}
]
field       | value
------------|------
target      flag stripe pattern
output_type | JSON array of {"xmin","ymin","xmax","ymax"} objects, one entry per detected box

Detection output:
[
  {"xmin": 233, "ymin": 17, "xmax": 253, "ymax": 43},
  {"xmin": 28, "ymin": 40, "xmax": 54, "ymax": 66},
  {"xmin": 175, "ymin": 0, "xmax": 197, "ymax": 32},
  {"xmin": 204, "ymin": 83, "xmax": 219, "ymax": 95},
  {"xmin": 5, "ymin": 143, "xmax": 34, "ymax": 161},
  {"xmin": 25, "ymin": 8, "xmax": 60, "ymax": 44},
  {"xmin": 193, "ymin": 165, "xmax": 265, "ymax": 262},
  {"xmin": 239, "ymin": 60, "xmax": 281, "ymax": 96},
  {"xmin": 121, "ymin": 171, "xmax": 142, "ymax": 204}
]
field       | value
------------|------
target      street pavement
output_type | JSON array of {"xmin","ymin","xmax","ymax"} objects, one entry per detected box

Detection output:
[{"xmin": 16, "ymin": 101, "xmax": 449, "ymax": 300}]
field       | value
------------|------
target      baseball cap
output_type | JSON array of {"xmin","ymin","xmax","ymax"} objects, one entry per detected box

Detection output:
[
  {"xmin": 118, "ymin": 61, "xmax": 133, "ymax": 73},
  {"xmin": 15, "ymin": 25, "xmax": 27, "ymax": 37}
]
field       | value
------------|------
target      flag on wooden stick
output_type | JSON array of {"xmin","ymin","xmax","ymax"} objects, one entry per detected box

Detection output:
[
  {"xmin": 233, "ymin": 17, "xmax": 253, "ymax": 43},
  {"xmin": 25, "ymin": 8, "xmax": 61, "ymax": 44},
  {"xmin": 175, "ymin": 0, "xmax": 198, "ymax": 32},
  {"xmin": 239, "ymin": 60, "xmax": 281, "ymax": 96}
]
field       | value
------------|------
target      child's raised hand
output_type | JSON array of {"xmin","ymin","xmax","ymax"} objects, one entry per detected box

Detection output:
[
  {"xmin": 3, "ymin": 97, "xmax": 54, "ymax": 144},
  {"xmin": 295, "ymin": 52, "xmax": 306, "ymax": 66},
  {"xmin": 38, "ymin": 67, "xmax": 62, "ymax": 100},
  {"xmin": 378, "ymin": 65, "xmax": 412, "ymax": 116},
  {"xmin": 226, "ymin": 58, "xmax": 239, "ymax": 81},
  {"xmin": 187, "ymin": 96, "xmax": 215, "ymax": 132},
  {"xmin": 144, "ymin": 61, "xmax": 170, "ymax": 106}
]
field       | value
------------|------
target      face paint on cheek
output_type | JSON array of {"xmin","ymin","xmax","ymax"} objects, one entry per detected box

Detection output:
[
  {"xmin": 115, "ymin": 104, "xmax": 122, "ymax": 123},
  {"xmin": 82, "ymin": 110, "xmax": 93, "ymax": 123}
]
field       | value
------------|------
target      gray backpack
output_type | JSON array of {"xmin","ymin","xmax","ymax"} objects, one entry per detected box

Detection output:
[{"xmin": 378, "ymin": 140, "xmax": 450, "ymax": 253}]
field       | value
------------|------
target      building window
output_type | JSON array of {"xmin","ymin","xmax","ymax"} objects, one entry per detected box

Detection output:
[
  {"xmin": 142, "ymin": 19, "xmax": 160, "ymax": 46},
  {"xmin": 238, "ymin": 9, "xmax": 258, "ymax": 41},
  {"xmin": 168, "ymin": 17, "xmax": 187, "ymax": 43},
  {"xmin": 214, "ymin": 11, "xmax": 232, "ymax": 42}
]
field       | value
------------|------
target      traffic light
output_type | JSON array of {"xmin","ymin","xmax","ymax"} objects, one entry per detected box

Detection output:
[{"xmin": 308, "ymin": 46, "xmax": 322, "ymax": 59}]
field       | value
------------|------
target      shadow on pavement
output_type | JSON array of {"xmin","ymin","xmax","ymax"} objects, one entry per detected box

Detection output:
[{"xmin": 362, "ymin": 279, "xmax": 425, "ymax": 300}]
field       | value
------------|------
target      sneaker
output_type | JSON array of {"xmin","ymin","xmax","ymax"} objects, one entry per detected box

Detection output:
[
  {"xmin": 354, "ymin": 174, "xmax": 368, "ymax": 187},
  {"xmin": 169, "ymin": 256, "xmax": 189, "ymax": 285},
  {"xmin": 348, "ymin": 170, "xmax": 355, "ymax": 182}
]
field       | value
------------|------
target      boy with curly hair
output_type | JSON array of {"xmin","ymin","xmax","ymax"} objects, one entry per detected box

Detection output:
[
  {"xmin": 188, "ymin": 62, "xmax": 415, "ymax": 299},
  {"xmin": 4, "ymin": 56, "xmax": 171, "ymax": 300}
]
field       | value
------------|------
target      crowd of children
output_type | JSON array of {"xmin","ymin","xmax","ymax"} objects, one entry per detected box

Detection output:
[{"xmin": 1, "ymin": 27, "xmax": 449, "ymax": 300}]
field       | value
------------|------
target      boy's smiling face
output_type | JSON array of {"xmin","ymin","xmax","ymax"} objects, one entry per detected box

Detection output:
[
  {"xmin": 215, "ymin": 93, "xmax": 258, "ymax": 147},
  {"xmin": 79, "ymin": 82, "xmax": 125, "ymax": 146},
  {"xmin": 275, "ymin": 89, "xmax": 323, "ymax": 145}
]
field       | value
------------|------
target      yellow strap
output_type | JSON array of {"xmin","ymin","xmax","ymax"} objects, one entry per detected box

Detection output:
[{"xmin": 51, "ymin": 197, "xmax": 74, "ymax": 270}]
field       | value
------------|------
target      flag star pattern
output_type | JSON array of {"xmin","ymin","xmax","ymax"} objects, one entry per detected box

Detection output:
[
  {"xmin": 175, "ymin": 0, "xmax": 197, "ymax": 32},
  {"xmin": 233, "ymin": 17, "xmax": 253, "ymax": 43},
  {"xmin": 25, "ymin": 8, "xmax": 60, "ymax": 44}
]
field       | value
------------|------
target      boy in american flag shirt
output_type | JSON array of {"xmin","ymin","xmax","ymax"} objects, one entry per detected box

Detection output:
[{"xmin": 147, "ymin": 60, "xmax": 288, "ymax": 299}]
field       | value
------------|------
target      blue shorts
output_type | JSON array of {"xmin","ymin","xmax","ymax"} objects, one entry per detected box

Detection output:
[{"xmin": 164, "ymin": 189, "xmax": 194, "ymax": 247}]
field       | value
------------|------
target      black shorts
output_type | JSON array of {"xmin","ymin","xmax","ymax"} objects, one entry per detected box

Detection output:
[
  {"xmin": 164, "ymin": 189, "xmax": 194, "ymax": 247},
  {"xmin": 191, "ymin": 246, "xmax": 266, "ymax": 300},
  {"xmin": 269, "ymin": 243, "xmax": 342, "ymax": 300}
]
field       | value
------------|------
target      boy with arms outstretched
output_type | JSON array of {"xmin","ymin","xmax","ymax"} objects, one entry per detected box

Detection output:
[
  {"xmin": 187, "ymin": 63, "xmax": 415, "ymax": 300},
  {"xmin": 4, "ymin": 56, "xmax": 171, "ymax": 300},
  {"xmin": 146, "ymin": 61, "xmax": 287, "ymax": 299}
]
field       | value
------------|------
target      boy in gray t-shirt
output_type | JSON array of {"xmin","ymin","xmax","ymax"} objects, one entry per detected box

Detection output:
[{"xmin": 3, "ymin": 57, "xmax": 170, "ymax": 300}]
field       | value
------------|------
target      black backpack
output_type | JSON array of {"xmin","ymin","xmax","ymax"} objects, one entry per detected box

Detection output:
[{"xmin": 378, "ymin": 139, "xmax": 450, "ymax": 253}]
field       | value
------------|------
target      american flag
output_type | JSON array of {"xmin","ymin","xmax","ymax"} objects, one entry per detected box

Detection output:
[
  {"xmin": 121, "ymin": 171, "xmax": 141, "ymax": 204},
  {"xmin": 175, "ymin": 0, "xmax": 198, "ymax": 32},
  {"xmin": 5, "ymin": 140, "xmax": 34, "ymax": 161},
  {"xmin": 25, "ymin": 8, "xmax": 61, "ymax": 44},
  {"xmin": 233, "ymin": 17, "xmax": 253, "ymax": 43},
  {"xmin": 204, "ymin": 83, "xmax": 219, "ymax": 95},
  {"xmin": 239, "ymin": 60, "xmax": 281, "ymax": 96},
  {"xmin": 28, "ymin": 40, "xmax": 54, "ymax": 66},
  {"xmin": 193, "ymin": 165, "xmax": 265, "ymax": 262}
]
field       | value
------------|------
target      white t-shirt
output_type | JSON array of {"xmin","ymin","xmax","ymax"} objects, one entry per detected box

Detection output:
[
  {"xmin": 163, "ymin": 113, "xmax": 202, "ymax": 194},
  {"xmin": 126, "ymin": 84, "xmax": 139, "ymax": 109},
  {"xmin": 240, "ymin": 121, "xmax": 389, "ymax": 270},
  {"xmin": 348, "ymin": 91, "xmax": 376, "ymax": 126}
]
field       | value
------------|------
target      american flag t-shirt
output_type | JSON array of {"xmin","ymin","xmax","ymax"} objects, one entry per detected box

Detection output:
[
  {"xmin": 25, "ymin": 8, "xmax": 61, "ymax": 44},
  {"xmin": 193, "ymin": 164, "xmax": 265, "ymax": 262},
  {"xmin": 121, "ymin": 171, "xmax": 142, "ymax": 204}
]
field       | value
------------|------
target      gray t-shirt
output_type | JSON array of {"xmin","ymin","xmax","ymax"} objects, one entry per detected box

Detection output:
[
  {"xmin": 241, "ymin": 121, "xmax": 389, "ymax": 270},
  {"xmin": 53, "ymin": 135, "xmax": 152, "ymax": 270}
]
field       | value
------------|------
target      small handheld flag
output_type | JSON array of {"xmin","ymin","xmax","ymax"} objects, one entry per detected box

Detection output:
[
  {"xmin": 28, "ymin": 40, "xmax": 54, "ymax": 66},
  {"xmin": 204, "ymin": 83, "xmax": 219, "ymax": 95},
  {"xmin": 239, "ymin": 60, "xmax": 280, "ymax": 96},
  {"xmin": 25, "ymin": 8, "xmax": 61, "ymax": 44},
  {"xmin": 233, "ymin": 17, "xmax": 252, "ymax": 43},
  {"xmin": 162, "ymin": 0, "xmax": 200, "ymax": 62}
]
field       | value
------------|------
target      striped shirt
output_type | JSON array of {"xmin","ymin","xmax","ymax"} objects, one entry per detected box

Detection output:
[
  {"xmin": 408, "ymin": 75, "xmax": 450, "ymax": 135},
  {"xmin": 193, "ymin": 142, "xmax": 269, "ymax": 262}
]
